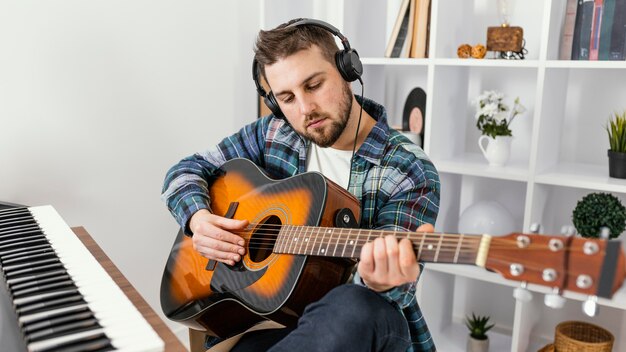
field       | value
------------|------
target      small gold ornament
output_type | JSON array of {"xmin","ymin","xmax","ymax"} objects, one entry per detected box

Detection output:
[
  {"xmin": 471, "ymin": 44, "xmax": 487, "ymax": 59},
  {"xmin": 457, "ymin": 44, "xmax": 472, "ymax": 58}
]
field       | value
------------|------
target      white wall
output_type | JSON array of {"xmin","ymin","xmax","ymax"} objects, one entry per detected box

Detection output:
[{"xmin": 0, "ymin": 0, "xmax": 260, "ymax": 345}]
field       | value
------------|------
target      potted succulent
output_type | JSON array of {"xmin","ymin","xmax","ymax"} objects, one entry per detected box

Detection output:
[
  {"xmin": 465, "ymin": 312, "xmax": 495, "ymax": 352},
  {"xmin": 607, "ymin": 110, "xmax": 626, "ymax": 179},
  {"xmin": 572, "ymin": 192, "xmax": 626, "ymax": 239}
]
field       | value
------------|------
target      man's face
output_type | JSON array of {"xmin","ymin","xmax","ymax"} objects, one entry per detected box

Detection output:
[{"xmin": 264, "ymin": 46, "xmax": 353, "ymax": 148}]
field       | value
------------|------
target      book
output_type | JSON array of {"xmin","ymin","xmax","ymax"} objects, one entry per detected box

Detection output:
[
  {"xmin": 410, "ymin": 0, "xmax": 431, "ymax": 58},
  {"xmin": 385, "ymin": 0, "xmax": 411, "ymax": 58},
  {"xmin": 578, "ymin": 0, "xmax": 595, "ymax": 60},
  {"xmin": 571, "ymin": 0, "xmax": 584, "ymax": 59},
  {"xmin": 560, "ymin": 0, "xmax": 579, "ymax": 60},
  {"xmin": 609, "ymin": 0, "xmax": 626, "ymax": 59},
  {"xmin": 400, "ymin": 0, "xmax": 417, "ymax": 58},
  {"xmin": 588, "ymin": 0, "xmax": 604, "ymax": 60},
  {"xmin": 598, "ymin": 0, "xmax": 616, "ymax": 60}
]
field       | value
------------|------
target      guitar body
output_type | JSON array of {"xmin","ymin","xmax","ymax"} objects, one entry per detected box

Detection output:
[{"xmin": 160, "ymin": 158, "xmax": 361, "ymax": 338}]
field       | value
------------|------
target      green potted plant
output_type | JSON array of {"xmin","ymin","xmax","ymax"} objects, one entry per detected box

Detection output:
[
  {"xmin": 607, "ymin": 110, "xmax": 626, "ymax": 179},
  {"xmin": 465, "ymin": 312, "xmax": 495, "ymax": 352},
  {"xmin": 572, "ymin": 192, "xmax": 626, "ymax": 239}
]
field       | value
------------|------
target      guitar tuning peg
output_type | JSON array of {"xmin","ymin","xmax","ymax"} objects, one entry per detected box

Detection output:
[
  {"xmin": 544, "ymin": 287, "xmax": 566, "ymax": 309},
  {"xmin": 513, "ymin": 282, "xmax": 532, "ymax": 302},
  {"xmin": 560, "ymin": 225, "xmax": 577, "ymax": 237},
  {"xmin": 599, "ymin": 227, "xmax": 610, "ymax": 240},
  {"xmin": 583, "ymin": 295, "xmax": 599, "ymax": 317},
  {"xmin": 529, "ymin": 223, "xmax": 541, "ymax": 234}
]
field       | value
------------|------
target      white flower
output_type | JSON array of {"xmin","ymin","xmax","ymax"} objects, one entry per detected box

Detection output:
[
  {"xmin": 494, "ymin": 111, "xmax": 508, "ymax": 122},
  {"xmin": 482, "ymin": 102, "xmax": 498, "ymax": 117},
  {"xmin": 514, "ymin": 102, "xmax": 526, "ymax": 114}
]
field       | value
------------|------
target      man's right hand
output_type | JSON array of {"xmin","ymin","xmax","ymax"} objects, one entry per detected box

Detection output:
[{"xmin": 188, "ymin": 209, "xmax": 248, "ymax": 265}]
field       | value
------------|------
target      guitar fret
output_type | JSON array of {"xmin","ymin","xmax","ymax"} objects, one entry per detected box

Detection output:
[
  {"xmin": 453, "ymin": 234, "xmax": 464, "ymax": 263},
  {"xmin": 291, "ymin": 227, "xmax": 305, "ymax": 254},
  {"xmin": 350, "ymin": 229, "xmax": 361, "ymax": 258},
  {"xmin": 434, "ymin": 235, "xmax": 444, "ymax": 262},
  {"xmin": 318, "ymin": 228, "xmax": 331, "ymax": 256},
  {"xmin": 418, "ymin": 233, "xmax": 426, "ymax": 259},
  {"xmin": 332, "ymin": 228, "xmax": 341, "ymax": 257},
  {"xmin": 276, "ymin": 225, "xmax": 285, "ymax": 253},
  {"xmin": 302, "ymin": 226, "xmax": 312, "ymax": 255}
]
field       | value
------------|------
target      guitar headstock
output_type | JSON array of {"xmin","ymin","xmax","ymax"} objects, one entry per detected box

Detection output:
[{"xmin": 485, "ymin": 233, "xmax": 626, "ymax": 299}]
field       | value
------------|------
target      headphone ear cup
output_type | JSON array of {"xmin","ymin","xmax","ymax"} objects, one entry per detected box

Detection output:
[
  {"xmin": 335, "ymin": 49, "xmax": 363, "ymax": 82},
  {"xmin": 265, "ymin": 92, "xmax": 284, "ymax": 118}
]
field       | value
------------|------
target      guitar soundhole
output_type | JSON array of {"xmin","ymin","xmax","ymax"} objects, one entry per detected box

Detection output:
[{"xmin": 249, "ymin": 215, "xmax": 280, "ymax": 263}]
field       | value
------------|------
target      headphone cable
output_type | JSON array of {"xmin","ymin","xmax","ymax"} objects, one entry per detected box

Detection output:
[{"xmin": 347, "ymin": 77, "xmax": 364, "ymax": 192}]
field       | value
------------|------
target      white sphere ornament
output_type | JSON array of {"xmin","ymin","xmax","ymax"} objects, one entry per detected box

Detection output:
[{"xmin": 458, "ymin": 200, "xmax": 515, "ymax": 235}]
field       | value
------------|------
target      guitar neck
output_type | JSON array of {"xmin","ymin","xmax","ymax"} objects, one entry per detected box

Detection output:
[{"xmin": 274, "ymin": 225, "xmax": 490, "ymax": 266}]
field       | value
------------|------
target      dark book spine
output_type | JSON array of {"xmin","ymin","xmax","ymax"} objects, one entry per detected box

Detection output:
[
  {"xmin": 599, "ymin": 0, "xmax": 616, "ymax": 60},
  {"xmin": 610, "ymin": 0, "xmax": 626, "ymax": 59},
  {"xmin": 572, "ymin": 0, "xmax": 585, "ymax": 59},
  {"xmin": 579, "ymin": 0, "xmax": 595, "ymax": 60},
  {"xmin": 391, "ymin": 9, "xmax": 411, "ymax": 58}
]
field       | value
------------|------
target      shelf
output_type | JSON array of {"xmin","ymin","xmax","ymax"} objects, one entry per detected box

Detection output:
[
  {"xmin": 433, "ymin": 154, "xmax": 529, "ymax": 182},
  {"xmin": 545, "ymin": 60, "xmax": 626, "ymax": 69},
  {"xmin": 431, "ymin": 58, "xmax": 541, "ymax": 68},
  {"xmin": 361, "ymin": 57, "xmax": 429, "ymax": 66},
  {"xmin": 534, "ymin": 163, "xmax": 626, "ymax": 194}
]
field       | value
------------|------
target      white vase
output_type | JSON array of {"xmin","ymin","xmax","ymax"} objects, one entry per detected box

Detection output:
[
  {"xmin": 478, "ymin": 135, "xmax": 512, "ymax": 166},
  {"xmin": 466, "ymin": 336, "xmax": 490, "ymax": 352}
]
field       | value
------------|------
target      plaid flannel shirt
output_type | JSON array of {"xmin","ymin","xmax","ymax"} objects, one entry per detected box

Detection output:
[{"xmin": 162, "ymin": 96, "xmax": 440, "ymax": 351}]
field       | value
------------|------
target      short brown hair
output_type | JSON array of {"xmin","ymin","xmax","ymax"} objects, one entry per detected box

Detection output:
[{"xmin": 253, "ymin": 18, "xmax": 339, "ymax": 81}]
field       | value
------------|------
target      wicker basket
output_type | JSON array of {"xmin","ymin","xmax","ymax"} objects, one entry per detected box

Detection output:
[{"xmin": 540, "ymin": 321, "xmax": 614, "ymax": 352}]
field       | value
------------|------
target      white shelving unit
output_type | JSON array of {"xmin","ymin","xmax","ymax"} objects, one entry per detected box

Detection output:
[{"xmin": 260, "ymin": 0, "xmax": 626, "ymax": 350}]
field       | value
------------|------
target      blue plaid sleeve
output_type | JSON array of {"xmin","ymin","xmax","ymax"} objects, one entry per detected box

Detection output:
[{"xmin": 161, "ymin": 116, "xmax": 271, "ymax": 234}]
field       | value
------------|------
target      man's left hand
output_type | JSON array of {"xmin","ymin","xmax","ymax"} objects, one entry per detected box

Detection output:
[{"xmin": 358, "ymin": 223, "xmax": 434, "ymax": 292}]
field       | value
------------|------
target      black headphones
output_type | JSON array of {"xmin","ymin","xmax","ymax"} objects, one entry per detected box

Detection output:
[{"xmin": 252, "ymin": 18, "xmax": 363, "ymax": 118}]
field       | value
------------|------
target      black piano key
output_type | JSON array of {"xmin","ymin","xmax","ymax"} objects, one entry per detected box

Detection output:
[
  {"xmin": 28, "ymin": 328, "xmax": 106, "ymax": 352},
  {"xmin": 0, "ymin": 238, "xmax": 50, "ymax": 252},
  {"xmin": 0, "ymin": 232, "xmax": 45, "ymax": 244},
  {"xmin": 0, "ymin": 227, "xmax": 42, "ymax": 240},
  {"xmin": 2, "ymin": 257, "xmax": 60, "ymax": 271},
  {"xmin": 19, "ymin": 303, "xmax": 91, "ymax": 325},
  {"xmin": 10, "ymin": 273, "xmax": 71, "ymax": 292},
  {"xmin": 4, "ymin": 262, "xmax": 65, "ymax": 280},
  {"xmin": 23, "ymin": 308, "xmax": 94, "ymax": 334},
  {"xmin": 37, "ymin": 333, "xmax": 113, "ymax": 352},
  {"xmin": 27, "ymin": 318, "xmax": 100, "ymax": 342},
  {"xmin": 18, "ymin": 294, "xmax": 85, "ymax": 315},
  {"xmin": 6, "ymin": 268, "xmax": 68, "ymax": 286},
  {"xmin": 11, "ymin": 279, "xmax": 75, "ymax": 298},
  {"xmin": 0, "ymin": 243, "xmax": 51, "ymax": 258},
  {"xmin": 1, "ymin": 247, "xmax": 55, "ymax": 263},
  {"xmin": 0, "ymin": 218, "xmax": 38, "ymax": 230}
]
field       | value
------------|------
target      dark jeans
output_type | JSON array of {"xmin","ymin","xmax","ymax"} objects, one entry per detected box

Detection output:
[{"xmin": 232, "ymin": 284, "xmax": 411, "ymax": 352}]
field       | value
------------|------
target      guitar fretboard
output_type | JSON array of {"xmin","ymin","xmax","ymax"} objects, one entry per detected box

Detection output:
[{"xmin": 274, "ymin": 225, "xmax": 487, "ymax": 265}]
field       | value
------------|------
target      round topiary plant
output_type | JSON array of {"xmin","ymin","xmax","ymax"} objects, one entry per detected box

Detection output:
[{"xmin": 572, "ymin": 192, "xmax": 626, "ymax": 239}]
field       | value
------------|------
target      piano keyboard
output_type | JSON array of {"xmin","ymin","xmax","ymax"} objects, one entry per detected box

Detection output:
[{"xmin": 0, "ymin": 206, "xmax": 164, "ymax": 352}]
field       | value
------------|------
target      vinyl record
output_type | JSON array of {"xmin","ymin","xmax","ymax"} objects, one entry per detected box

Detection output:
[{"xmin": 402, "ymin": 87, "xmax": 426, "ymax": 147}]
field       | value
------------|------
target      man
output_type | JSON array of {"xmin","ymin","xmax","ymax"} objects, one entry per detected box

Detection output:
[{"xmin": 162, "ymin": 18, "xmax": 440, "ymax": 351}]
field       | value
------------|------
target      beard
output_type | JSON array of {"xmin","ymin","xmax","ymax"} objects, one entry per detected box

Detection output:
[{"xmin": 302, "ymin": 83, "xmax": 353, "ymax": 148}]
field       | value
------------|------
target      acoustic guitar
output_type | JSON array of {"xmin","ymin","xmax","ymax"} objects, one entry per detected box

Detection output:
[{"xmin": 160, "ymin": 158, "xmax": 626, "ymax": 339}]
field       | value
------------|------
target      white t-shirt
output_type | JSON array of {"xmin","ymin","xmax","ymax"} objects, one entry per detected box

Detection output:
[{"xmin": 306, "ymin": 143, "xmax": 353, "ymax": 189}]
